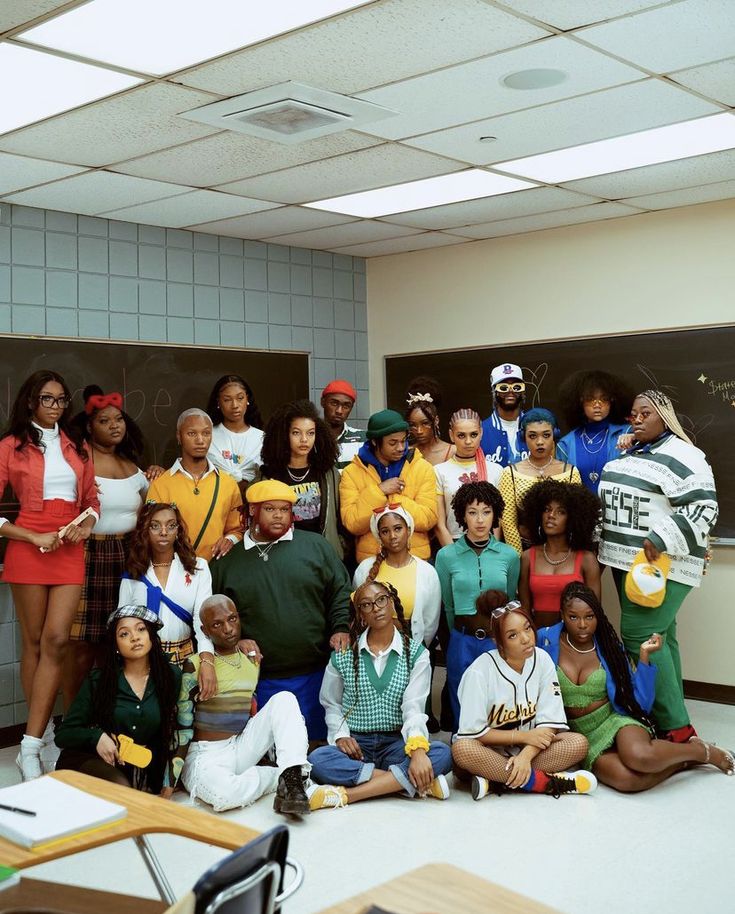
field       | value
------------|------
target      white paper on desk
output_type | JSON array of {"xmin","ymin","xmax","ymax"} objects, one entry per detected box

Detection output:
[{"xmin": 0, "ymin": 778, "xmax": 127, "ymax": 848}]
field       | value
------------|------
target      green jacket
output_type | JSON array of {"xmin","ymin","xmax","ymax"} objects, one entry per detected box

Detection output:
[
  {"xmin": 210, "ymin": 529, "xmax": 351, "ymax": 678},
  {"xmin": 56, "ymin": 665, "xmax": 182, "ymax": 791}
]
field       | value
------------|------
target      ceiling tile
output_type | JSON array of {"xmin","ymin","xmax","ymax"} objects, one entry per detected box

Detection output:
[
  {"xmin": 405, "ymin": 79, "xmax": 719, "ymax": 166},
  {"xmin": 0, "ymin": 1, "xmax": 82, "ymax": 33},
  {"xmin": 562, "ymin": 148, "xmax": 735, "ymax": 198},
  {"xmin": 620, "ymin": 180, "xmax": 735, "ymax": 211},
  {"xmin": 0, "ymin": 152, "xmax": 86, "ymax": 194},
  {"xmin": 101, "ymin": 191, "xmax": 278, "ymax": 227},
  {"xmin": 378, "ymin": 186, "xmax": 595, "ymax": 230},
  {"xmin": 356, "ymin": 36, "xmax": 646, "ymax": 141},
  {"xmin": 217, "ymin": 144, "xmax": 464, "ymax": 204},
  {"xmin": 580, "ymin": 0, "xmax": 735, "ymax": 74},
  {"xmin": 264, "ymin": 221, "xmax": 423, "ymax": 249},
  {"xmin": 492, "ymin": 1, "xmax": 671, "ymax": 31},
  {"xmin": 178, "ymin": 0, "xmax": 549, "ymax": 97},
  {"xmin": 185, "ymin": 207, "xmax": 355, "ymax": 238},
  {"xmin": 669, "ymin": 57, "xmax": 735, "ymax": 107},
  {"xmin": 1, "ymin": 171, "xmax": 189, "ymax": 214},
  {"xmin": 0, "ymin": 83, "xmax": 221, "ymax": 167},
  {"xmin": 112, "ymin": 130, "xmax": 381, "ymax": 187},
  {"xmin": 448, "ymin": 202, "xmax": 643, "ymax": 238},
  {"xmin": 330, "ymin": 232, "xmax": 471, "ymax": 257}
]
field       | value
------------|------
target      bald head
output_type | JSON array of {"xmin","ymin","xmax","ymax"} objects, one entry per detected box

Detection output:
[{"xmin": 199, "ymin": 594, "xmax": 241, "ymax": 651}]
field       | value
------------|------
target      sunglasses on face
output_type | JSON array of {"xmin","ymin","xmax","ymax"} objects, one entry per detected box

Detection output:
[
  {"xmin": 495, "ymin": 383, "xmax": 525, "ymax": 393},
  {"xmin": 582, "ymin": 397, "xmax": 611, "ymax": 405}
]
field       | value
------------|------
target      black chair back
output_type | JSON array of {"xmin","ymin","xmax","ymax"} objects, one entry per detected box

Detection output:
[{"xmin": 193, "ymin": 825, "xmax": 290, "ymax": 914}]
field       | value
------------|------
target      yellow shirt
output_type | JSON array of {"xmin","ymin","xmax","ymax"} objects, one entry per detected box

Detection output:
[
  {"xmin": 498, "ymin": 463, "xmax": 582, "ymax": 554},
  {"xmin": 373, "ymin": 559, "xmax": 418, "ymax": 619},
  {"xmin": 147, "ymin": 466, "xmax": 243, "ymax": 561}
]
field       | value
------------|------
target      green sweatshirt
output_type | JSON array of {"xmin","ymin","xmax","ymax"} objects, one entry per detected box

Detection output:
[{"xmin": 210, "ymin": 529, "xmax": 351, "ymax": 679}]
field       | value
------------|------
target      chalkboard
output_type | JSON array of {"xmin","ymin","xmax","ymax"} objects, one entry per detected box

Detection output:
[
  {"xmin": 0, "ymin": 335, "xmax": 309, "ymax": 518},
  {"xmin": 386, "ymin": 325, "xmax": 735, "ymax": 543}
]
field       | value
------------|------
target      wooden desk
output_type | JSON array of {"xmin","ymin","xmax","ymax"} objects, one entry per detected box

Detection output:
[
  {"xmin": 0, "ymin": 878, "xmax": 168, "ymax": 914},
  {"xmin": 317, "ymin": 864, "xmax": 562, "ymax": 914},
  {"xmin": 0, "ymin": 771, "xmax": 259, "ymax": 904}
]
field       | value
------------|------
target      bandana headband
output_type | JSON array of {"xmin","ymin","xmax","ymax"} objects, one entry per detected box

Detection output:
[{"xmin": 85, "ymin": 392, "xmax": 123, "ymax": 415}]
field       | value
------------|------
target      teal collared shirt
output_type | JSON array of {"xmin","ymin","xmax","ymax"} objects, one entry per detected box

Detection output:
[{"xmin": 435, "ymin": 535, "xmax": 520, "ymax": 629}]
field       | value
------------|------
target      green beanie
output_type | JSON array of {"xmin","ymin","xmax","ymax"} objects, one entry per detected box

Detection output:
[{"xmin": 367, "ymin": 409, "xmax": 409, "ymax": 440}]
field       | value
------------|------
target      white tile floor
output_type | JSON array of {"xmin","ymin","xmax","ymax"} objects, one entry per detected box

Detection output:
[{"xmin": 2, "ymin": 695, "xmax": 733, "ymax": 914}]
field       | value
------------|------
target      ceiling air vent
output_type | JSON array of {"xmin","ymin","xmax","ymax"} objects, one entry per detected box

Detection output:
[{"xmin": 180, "ymin": 81, "xmax": 396, "ymax": 144}]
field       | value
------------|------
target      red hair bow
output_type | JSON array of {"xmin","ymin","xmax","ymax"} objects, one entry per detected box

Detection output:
[{"xmin": 85, "ymin": 392, "xmax": 123, "ymax": 414}]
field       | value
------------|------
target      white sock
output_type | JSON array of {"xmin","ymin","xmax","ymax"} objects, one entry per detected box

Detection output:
[
  {"xmin": 42, "ymin": 720, "xmax": 55, "ymax": 744},
  {"xmin": 20, "ymin": 734, "xmax": 43, "ymax": 754}
]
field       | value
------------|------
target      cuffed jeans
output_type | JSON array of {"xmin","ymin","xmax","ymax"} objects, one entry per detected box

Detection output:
[
  {"xmin": 182, "ymin": 691, "xmax": 309, "ymax": 812},
  {"xmin": 308, "ymin": 731, "xmax": 452, "ymax": 798}
]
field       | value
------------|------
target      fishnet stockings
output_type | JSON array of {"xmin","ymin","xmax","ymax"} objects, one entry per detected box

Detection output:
[{"xmin": 452, "ymin": 732, "xmax": 588, "ymax": 784}]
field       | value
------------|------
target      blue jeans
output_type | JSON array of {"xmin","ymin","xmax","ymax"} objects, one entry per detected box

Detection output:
[
  {"xmin": 446, "ymin": 627, "xmax": 496, "ymax": 731},
  {"xmin": 308, "ymin": 731, "xmax": 452, "ymax": 797},
  {"xmin": 256, "ymin": 669, "xmax": 326, "ymax": 741}
]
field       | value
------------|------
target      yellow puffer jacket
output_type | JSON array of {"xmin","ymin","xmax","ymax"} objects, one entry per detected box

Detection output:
[{"xmin": 339, "ymin": 448, "xmax": 438, "ymax": 562}]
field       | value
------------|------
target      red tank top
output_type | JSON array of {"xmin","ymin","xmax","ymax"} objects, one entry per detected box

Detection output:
[{"xmin": 528, "ymin": 547, "xmax": 585, "ymax": 614}]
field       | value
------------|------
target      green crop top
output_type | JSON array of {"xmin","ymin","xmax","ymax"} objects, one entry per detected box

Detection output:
[{"xmin": 557, "ymin": 665, "xmax": 608, "ymax": 708}]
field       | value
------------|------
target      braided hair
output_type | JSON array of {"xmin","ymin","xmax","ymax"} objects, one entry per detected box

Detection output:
[
  {"xmin": 365, "ymin": 512, "xmax": 410, "ymax": 583},
  {"xmin": 348, "ymin": 581, "xmax": 413, "ymax": 710},
  {"xmin": 560, "ymin": 582, "xmax": 655, "ymax": 731},
  {"xmin": 405, "ymin": 375, "xmax": 445, "ymax": 439}
]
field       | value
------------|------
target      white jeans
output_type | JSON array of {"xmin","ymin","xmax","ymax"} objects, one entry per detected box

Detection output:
[{"xmin": 182, "ymin": 691, "xmax": 310, "ymax": 812}]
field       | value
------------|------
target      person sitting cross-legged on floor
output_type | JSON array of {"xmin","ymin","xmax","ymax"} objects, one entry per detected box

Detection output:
[
  {"xmin": 307, "ymin": 580, "xmax": 452, "ymax": 809},
  {"xmin": 169, "ymin": 594, "xmax": 339, "ymax": 817}
]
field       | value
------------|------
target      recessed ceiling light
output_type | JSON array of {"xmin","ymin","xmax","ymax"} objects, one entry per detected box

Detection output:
[
  {"xmin": 304, "ymin": 169, "xmax": 537, "ymax": 218},
  {"xmin": 0, "ymin": 44, "xmax": 141, "ymax": 135},
  {"xmin": 502, "ymin": 68, "xmax": 568, "ymax": 90},
  {"xmin": 496, "ymin": 112, "xmax": 735, "ymax": 183},
  {"xmin": 479, "ymin": 135, "xmax": 497, "ymax": 143},
  {"xmin": 18, "ymin": 0, "xmax": 375, "ymax": 76}
]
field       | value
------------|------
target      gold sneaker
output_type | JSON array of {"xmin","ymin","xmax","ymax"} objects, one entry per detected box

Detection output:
[
  {"xmin": 424, "ymin": 774, "xmax": 450, "ymax": 800},
  {"xmin": 306, "ymin": 784, "xmax": 348, "ymax": 810}
]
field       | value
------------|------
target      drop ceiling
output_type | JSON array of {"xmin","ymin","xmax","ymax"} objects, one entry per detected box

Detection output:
[{"xmin": 1, "ymin": 0, "xmax": 734, "ymax": 256}]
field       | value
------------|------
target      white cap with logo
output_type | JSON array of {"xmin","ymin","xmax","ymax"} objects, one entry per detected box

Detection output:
[{"xmin": 491, "ymin": 363, "xmax": 523, "ymax": 387}]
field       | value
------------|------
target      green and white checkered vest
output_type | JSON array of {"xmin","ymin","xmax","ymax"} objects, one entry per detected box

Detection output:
[{"xmin": 331, "ymin": 637, "xmax": 425, "ymax": 733}]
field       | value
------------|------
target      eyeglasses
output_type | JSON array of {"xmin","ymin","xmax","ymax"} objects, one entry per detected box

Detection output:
[
  {"xmin": 490, "ymin": 600, "xmax": 522, "ymax": 619},
  {"xmin": 150, "ymin": 522, "xmax": 179, "ymax": 533},
  {"xmin": 582, "ymin": 396, "xmax": 611, "ymax": 405},
  {"xmin": 356, "ymin": 593, "xmax": 393, "ymax": 613},
  {"xmin": 494, "ymin": 382, "xmax": 525, "ymax": 393},
  {"xmin": 38, "ymin": 394, "xmax": 71, "ymax": 409}
]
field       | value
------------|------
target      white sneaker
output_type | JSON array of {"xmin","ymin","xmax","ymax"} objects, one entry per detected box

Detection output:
[
  {"xmin": 471, "ymin": 775, "xmax": 490, "ymax": 801},
  {"xmin": 424, "ymin": 774, "xmax": 450, "ymax": 800},
  {"xmin": 306, "ymin": 783, "xmax": 348, "ymax": 810},
  {"xmin": 16, "ymin": 751, "xmax": 42, "ymax": 782}
]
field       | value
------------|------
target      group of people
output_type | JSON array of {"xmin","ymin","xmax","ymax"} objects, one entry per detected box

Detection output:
[{"xmin": 0, "ymin": 360, "xmax": 729, "ymax": 821}]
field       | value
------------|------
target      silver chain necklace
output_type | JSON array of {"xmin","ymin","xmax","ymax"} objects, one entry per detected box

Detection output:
[
  {"xmin": 287, "ymin": 466, "xmax": 309, "ymax": 483},
  {"xmin": 254, "ymin": 539, "xmax": 279, "ymax": 562},
  {"xmin": 527, "ymin": 455, "xmax": 554, "ymax": 477},
  {"xmin": 542, "ymin": 543, "xmax": 572, "ymax": 566}
]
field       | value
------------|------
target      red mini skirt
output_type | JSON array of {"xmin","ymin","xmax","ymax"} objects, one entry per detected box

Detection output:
[{"xmin": 3, "ymin": 500, "xmax": 85, "ymax": 586}]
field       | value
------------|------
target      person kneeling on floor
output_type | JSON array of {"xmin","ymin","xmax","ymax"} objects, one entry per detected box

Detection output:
[
  {"xmin": 169, "ymin": 594, "xmax": 338, "ymax": 816},
  {"xmin": 307, "ymin": 580, "xmax": 452, "ymax": 808}
]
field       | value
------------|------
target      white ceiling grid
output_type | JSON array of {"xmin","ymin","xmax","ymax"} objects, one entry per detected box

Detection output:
[{"xmin": 0, "ymin": 0, "xmax": 733, "ymax": 254}]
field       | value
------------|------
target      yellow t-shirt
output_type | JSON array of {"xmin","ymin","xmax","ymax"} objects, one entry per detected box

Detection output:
[{"xmin": 374, "ymin": 559, "xmax": 418, "ymax": 619}]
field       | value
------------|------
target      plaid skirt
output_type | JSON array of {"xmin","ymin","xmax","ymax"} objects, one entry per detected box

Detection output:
[
  {"xmin": 70, "ymin": 533, "xmax": 130, "ymax": 643},
  {"xmin": 162, "ymin": 636, "xmax": 195, "ymax": 666}
]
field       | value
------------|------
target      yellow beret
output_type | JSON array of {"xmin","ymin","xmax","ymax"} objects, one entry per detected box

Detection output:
[{"xmin": 246, "ymin": 479, "xmax": 297, "ymax": 505}]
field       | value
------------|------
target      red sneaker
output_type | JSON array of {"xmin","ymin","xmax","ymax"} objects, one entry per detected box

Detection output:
[{"xmin": 664, "ymin": 724, "xmax": 697, "ymax": 743}]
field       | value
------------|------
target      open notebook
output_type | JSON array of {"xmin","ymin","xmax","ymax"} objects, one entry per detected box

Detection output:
[{"xmin": 0, "ymin": 778, "xmax": 127, "ymax": 848}]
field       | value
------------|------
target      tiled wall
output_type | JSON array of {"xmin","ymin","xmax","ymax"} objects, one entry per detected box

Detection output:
[{"xmin": 0, "ymin": 201, "xmax": 368, "ymax": 728}]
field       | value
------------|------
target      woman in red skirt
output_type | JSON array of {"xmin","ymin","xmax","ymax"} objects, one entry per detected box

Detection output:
[{"xmin": 0, "ymin": 371, "xmax": 99, "ymax": 780}]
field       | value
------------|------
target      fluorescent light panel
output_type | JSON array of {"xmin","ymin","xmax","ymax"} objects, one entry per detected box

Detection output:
[
  {"xmin": 498, "ymin": 113, "xmax": 735, "ymax": 184},
  {"xmin": 19, "ymin": 0, "xmax": 375, "ymax": 76},
  {"xmin": 305, "ymin": 170, "xmax": 537, "ymax": 218},
  {"xmin": 0, "ymin": 44, "xmax": 141, "ymax": 135}
]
